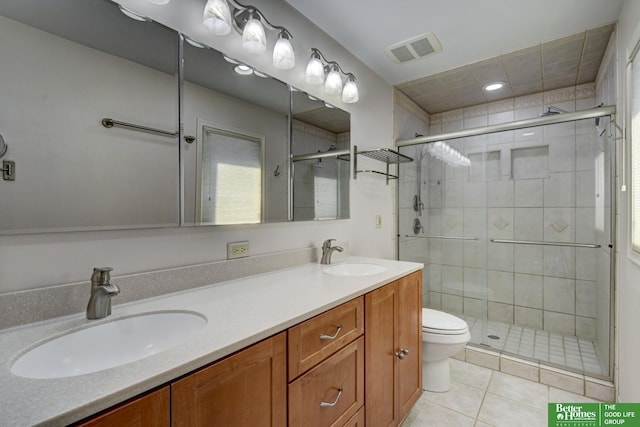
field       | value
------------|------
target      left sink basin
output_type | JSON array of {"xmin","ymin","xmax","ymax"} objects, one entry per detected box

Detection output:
[{"xmin": 11, "ymin": 311, "xmax": 207, "ymax": 379}]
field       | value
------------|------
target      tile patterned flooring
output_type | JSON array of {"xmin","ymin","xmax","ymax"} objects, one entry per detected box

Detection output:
[
  {"xmin": 401, "ymin": 359, "xmax": 600, "ymax": 427},
  {"xmin": 460, "ymin": 315, "xmax": 606, "ymax": 375}
]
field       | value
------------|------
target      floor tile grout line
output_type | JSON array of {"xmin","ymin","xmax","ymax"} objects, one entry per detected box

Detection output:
[{"xmin": 473, "ymin": 369, "xmax": 494, "ymax": 424}]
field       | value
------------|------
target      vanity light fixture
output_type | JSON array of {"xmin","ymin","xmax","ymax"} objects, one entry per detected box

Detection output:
[
  {"xmin": 242, "ymin": 10, "xmax": 266, "ymax": 54},
  {"xmin": 304, "ymin": 48, "xmax": 359, "ymax": 103},
  {"xmin": 203, "ymin": 0, "xmax": 295, "ymax": 70}
]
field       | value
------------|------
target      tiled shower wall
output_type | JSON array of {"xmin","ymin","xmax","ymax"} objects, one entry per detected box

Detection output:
[{"xmin": 398, "ymin": 83, "xmax": 612, "ymax": 344}]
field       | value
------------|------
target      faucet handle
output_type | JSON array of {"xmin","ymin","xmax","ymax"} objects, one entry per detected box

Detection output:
[
  {"xmin": 93, "ymin": 267, "xmax": 113, "ymax": 285},
  {"xmin": 323, "ymin": 239, "xmax": 337, "ymax": 248}
]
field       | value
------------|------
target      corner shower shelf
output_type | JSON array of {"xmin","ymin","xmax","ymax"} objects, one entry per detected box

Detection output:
[{"xmin": 353, "ymin": 145, "xmax": 413, "ymax": 184}]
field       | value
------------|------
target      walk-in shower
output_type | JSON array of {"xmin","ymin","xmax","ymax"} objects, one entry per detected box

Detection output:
[{"xmin": 396, "ymin": 107, "xmax": 616, "ymax": 380}]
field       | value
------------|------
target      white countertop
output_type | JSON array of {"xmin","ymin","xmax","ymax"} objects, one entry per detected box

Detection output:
[{"xmin": 0, "ymin": 257, "xmax": 422, "ymax": 426}]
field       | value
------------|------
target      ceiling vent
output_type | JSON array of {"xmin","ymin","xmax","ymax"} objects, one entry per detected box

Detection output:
[{"xmin": 384, "ymin": 33, "xmax": 443, "ymax": 64}]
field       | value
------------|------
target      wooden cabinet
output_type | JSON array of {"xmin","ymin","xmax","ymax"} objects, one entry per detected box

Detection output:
[
  {"xmin": 76, "ymin": 270, "xmax": 423, "ymax": 427},
  {"xmin": 171, "ymin": 333, "xmax": 286, "ymax": 427},
  {"xmin": 365, "ymin": 271, "xmax": 423, "ymax": 427},
  {"xmin": 75, "ymin": 386, "xmax": 170, "ymax": 427}
]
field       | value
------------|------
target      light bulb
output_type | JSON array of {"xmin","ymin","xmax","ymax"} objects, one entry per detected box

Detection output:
[
  {"xmin": 203, "ymin": 0, "xmax": 232, "ymax": 35},
  {"xmin": 273, "ymin": 32, "xmax": 295, "ymax": 70},
  {"xmin": 242, "ymin": 13, "xmax": 267, "ymax": 54},
  {"xmin": 324, "ymin": 67, "xmax": 343, "ymax": 95},
  {"xmin": 342, "ymin": 77, "xmax": 359, "ymax": 103},
  {"xmin": 305, "ymin": 55, "xmax": 324, "ymax": 85}
]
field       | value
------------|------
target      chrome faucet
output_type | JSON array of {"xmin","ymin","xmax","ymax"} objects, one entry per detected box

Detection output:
[
  {"xmin": 321, "ymin": 239, "xmax": 344, "ymax": 265},
  {"xmin": 86, "ymin": 267, "xmax": 120, "ymax": 319}
]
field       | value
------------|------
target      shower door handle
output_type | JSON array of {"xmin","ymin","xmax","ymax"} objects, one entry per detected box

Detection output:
[{"xmin": 490, "ymin": 239, "xmax": 601, "ymax": 248}]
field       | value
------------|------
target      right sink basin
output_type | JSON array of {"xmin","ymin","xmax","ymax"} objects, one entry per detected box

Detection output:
[{"xmin": 323, "ymin": 263, "xmax": 387, "ymax": 277}]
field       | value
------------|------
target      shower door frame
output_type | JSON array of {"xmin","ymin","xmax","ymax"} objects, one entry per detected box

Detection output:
[{"xmin": 395, "ymin": 106, "xmax": 617, "ymax": 381}]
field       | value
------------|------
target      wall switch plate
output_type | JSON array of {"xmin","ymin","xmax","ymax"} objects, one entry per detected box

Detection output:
[
  {"xmin": 375, "ymin": 215, "xmax": 382, "ymax": 229},
  {"xmin": 227, "ymin": 241, "xmax": 249, "ymax": 259}
]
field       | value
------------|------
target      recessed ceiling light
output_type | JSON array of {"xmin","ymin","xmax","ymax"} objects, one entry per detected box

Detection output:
[
  {"xmin": 483, "ymin": 81, "xmax": 505, "ymax": 92},
  {"xmin": 233, "ymin": 64, "xmax": 253, "ymax": 75},
  {"xmin": 223, "ymin": 55, "xmax": 240, "ymax": 64},
  {"xmin": 185, "ymin": 37, "xmax": 206, "ymax": 48},
  {"xmin": 118, "ymin": 5, "xmax": 149, "ymax": 22}
]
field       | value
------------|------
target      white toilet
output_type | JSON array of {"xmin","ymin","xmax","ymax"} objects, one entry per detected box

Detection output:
[{"xmin": 421, "ymin": 308, "xmax": 470, "ymax": 392}]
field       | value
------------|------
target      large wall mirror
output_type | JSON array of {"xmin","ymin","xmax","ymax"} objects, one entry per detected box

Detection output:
[
  {"xmin": 181, "ymin": 41, "xmax": 290, "ymax": 225},
  {"xmin": 0, "ymin": 0, "xmax": 351, "ymax": 233},
  {"xmin": 291, "ymin": 90, "xmax": 350, "ymax": 221},
  {"xmin": 0, "ymin": 0, "xmax": 180, "ymax": 233}
]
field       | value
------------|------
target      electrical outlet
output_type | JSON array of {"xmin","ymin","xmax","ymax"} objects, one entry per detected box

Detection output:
[
  {"xmin": 375, "ymin": 215, "xmax": 382, "ymax": 229},
  {"xmin": 227, "ymin": 241, "xmax": 249, "ymax": 259}
]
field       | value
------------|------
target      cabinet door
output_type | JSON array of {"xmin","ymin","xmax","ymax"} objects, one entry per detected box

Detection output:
[
  {"xmin": 76, "ymin": 386, "xmax": 169, "ymax": 427},
  {"xmin": 365, "ymin": 283, "xmax": 398, "ymax": 427},
  {"xmin": 397, "ymin": 270, "xmax": 423, "ymax": 419},
  {"xmin": 365, "ymin": 271, "xmax": 423, "ymax": 427},
  {"xmin": 171, "ymin": 333, "xmax": 286, "ymax": 427}
]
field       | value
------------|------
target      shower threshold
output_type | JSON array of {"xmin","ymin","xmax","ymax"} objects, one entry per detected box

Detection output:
[{"xmin": 460, "ymin": 315, "xmax": 607, "ymax": 377}]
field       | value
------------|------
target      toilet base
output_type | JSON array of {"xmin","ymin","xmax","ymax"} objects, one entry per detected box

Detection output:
[{"xmin": 422, "ymin": 358, "xmax": 451, "ymax": 392}]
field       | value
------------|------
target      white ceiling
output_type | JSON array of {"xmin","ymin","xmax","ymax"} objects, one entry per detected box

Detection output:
[{"xmin": 285, "ymin": 0, "xmax": 625, "ymax": 86}]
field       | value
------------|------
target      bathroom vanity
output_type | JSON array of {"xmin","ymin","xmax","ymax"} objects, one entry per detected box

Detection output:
[{"xmin": 0, "ymin": 257, "xmax": 422, "ymax": 426}]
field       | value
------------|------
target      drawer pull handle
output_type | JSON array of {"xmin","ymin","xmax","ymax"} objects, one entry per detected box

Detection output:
[
  {"xmin": 396, "ymin": 348, "xmax": 410, "ymax": 359},
  {"xmin": 320, "ymin": 324, "xmax": 343, "ymax": 340},
  {"xmin": 320, "ymin": 387, "xmax": 343, "ymax": 407}
]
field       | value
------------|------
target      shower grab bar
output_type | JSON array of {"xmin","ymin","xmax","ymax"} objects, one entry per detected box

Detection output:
[
  {"xmin": 404, "ymin": 235, "xmax": 479, "ymax": 241},
  {"xmin": 490, "ymin": 239, "xmax": 601, "ymax": 249},
  {"xmin": 102, "ymin": 118, "xmax": 195, "ymax": 143}
]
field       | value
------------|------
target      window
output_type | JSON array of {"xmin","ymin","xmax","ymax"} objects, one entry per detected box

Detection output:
[{"xmin": 199, "ymin": 126, "xmax": 263, "ymax": 225}]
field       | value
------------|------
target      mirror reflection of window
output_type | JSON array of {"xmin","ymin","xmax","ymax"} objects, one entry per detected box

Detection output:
[
  {"xmin": 314, "ymin": 160, "xmax": 338, "ymax": 220},
  {"xmin": 200, "ymin": 127, "xmax": 263, "ymax": 224}
]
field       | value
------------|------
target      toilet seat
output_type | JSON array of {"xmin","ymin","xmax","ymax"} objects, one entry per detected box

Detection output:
[{"xmin": 422, "ymin": 308, "xmax": 468, "ymax": 335}]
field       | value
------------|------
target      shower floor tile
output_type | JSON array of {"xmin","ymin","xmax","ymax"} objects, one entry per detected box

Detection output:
[{"xmin": 459, "ymin": 315, "xmax": 607, "ymax": 376}]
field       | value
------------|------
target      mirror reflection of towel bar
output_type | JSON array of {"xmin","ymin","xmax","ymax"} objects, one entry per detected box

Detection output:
[
  {"xmin": 404, "ymin": 235, "xmax": 479, "ymax": 241},
  {"xmin": 490, "ymin": 239, "xmax": 601, "ymax": 249},
  {"xmin": 101, "ymin": 118, "xmax": 195, "ymax": 143}
]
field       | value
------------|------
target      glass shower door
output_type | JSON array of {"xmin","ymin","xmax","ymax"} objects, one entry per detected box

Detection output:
[
  {"xmin": 398, "ymin": 116, "xmax": 613, "ymax": 379},
  {"xmin": 398, "ymin": 135, "xmax": 492, "ymax": 348}
]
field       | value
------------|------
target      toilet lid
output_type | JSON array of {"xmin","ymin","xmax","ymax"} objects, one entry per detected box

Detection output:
[{"xmin": 422, "ymin": 308, "xmax": 468, "ymax": 332}]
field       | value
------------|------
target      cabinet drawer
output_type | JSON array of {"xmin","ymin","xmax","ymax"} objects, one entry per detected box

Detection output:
[
  {"xmin": 288, "ymin": 336, "xmax": 364, "ymax": 427},
  {"xmin": 342, "ymin": 407, "xmax": 365, "ymax": 427},
  {"xmin": 288, "ymin": 297, "xmax": 363, "ymax": 379}
]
